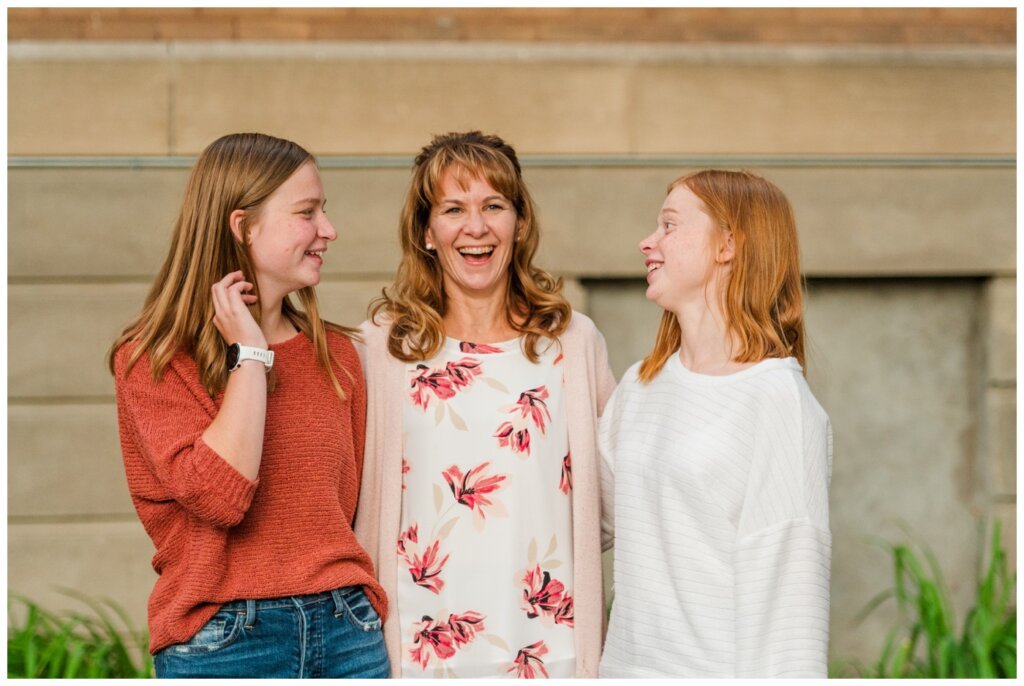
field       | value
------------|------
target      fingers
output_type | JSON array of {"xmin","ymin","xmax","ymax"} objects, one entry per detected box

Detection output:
[{"xmin": 211, "ymin": 272, "xmax": 266, "ymax": 347}]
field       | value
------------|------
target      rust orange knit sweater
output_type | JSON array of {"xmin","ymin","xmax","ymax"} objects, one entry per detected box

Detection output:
[{"xmin": 113, "ymin": 330, "xmax": 387, "ymax": 655}]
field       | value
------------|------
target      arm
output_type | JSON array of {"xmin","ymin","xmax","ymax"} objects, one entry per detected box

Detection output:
[
  {"xmin": 115, "ymin": 350, "xmax": 259, "ymax": 528},
  {"xmin": 596, "ymin": 386, "xmax": 619, "ymax": 552},
  {"xmin": 733, "ymin": 388, "xmax": 832, "ymax": 677},
  {"xmin": 590, "ymin": 324, "xmax": 618, "ymax": 552},
  {"xmin": 348, "ymin": 340, "xmax": 369, "ymax": 504},
  {"xmin": 200, "ymin": 271, "xmax": 269, "ymax": 481}
]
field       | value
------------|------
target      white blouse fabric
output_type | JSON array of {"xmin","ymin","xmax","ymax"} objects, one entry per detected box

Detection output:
[
  {"xmin": 397, "ymin": 336, "xmax": 575, "ymax": 678},
  {"xmin": 599, "ymin": 355, "xmax": 833, "ymax": 678}
]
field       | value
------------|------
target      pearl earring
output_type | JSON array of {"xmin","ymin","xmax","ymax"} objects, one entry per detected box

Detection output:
[{"xmin": 425, "ymin": 242, "xmax": 435, "ymax": 251}]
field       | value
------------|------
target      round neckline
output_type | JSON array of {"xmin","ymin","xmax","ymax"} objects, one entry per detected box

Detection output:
[
  {"xmin": 442, "ymin": 334, "xmax": 523, "ymax": 355},
  {"xmin": 268, "ymin": 330, "xmax": 307, "ymax": 350},
  {"xmin": 666, "ymin": 353, "xmax": 801, "ymax": 385}
]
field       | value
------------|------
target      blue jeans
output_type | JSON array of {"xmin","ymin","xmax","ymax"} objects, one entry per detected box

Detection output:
[{"xmin": 153, "ymin": 586, "xmax": 389, "ymax": 678}]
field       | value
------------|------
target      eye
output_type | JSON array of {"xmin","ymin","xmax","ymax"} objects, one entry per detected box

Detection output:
[
  {"xmin": 485, "ymin": 203, "xmax": 507, "ymax": 212},
  {"xmin": 443, "ymin": 207, "xmax": 462, "ymax": 215},
  {"xmin": 299, "ymin": 208, "xmax": 315, "ymax": 218}
]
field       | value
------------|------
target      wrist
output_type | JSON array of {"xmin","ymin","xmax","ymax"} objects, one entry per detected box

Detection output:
[{"xmin": 226, "ymin": 343, "xmax": 274, "ymax": 373}]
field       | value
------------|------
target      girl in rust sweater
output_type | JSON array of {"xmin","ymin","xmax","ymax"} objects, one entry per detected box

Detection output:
[{"xmin": 109, "ymin": 133, "xmax": 389, "ymax": 678}]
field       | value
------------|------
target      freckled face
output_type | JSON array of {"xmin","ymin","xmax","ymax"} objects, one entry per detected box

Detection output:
[
  {"xmin": 426, "ymin": 168, "xmax": 519, "ymax": 306},
  {"xmin": 639, "ymin": 184, "xmax": 722, "ymax": 312},
  {"xmin": 246, "ymin": 160, "xmax": 336, "ymax": 301}
]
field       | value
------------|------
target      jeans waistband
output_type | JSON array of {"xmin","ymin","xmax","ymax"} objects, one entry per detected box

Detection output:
[{"xmin": 216, "ymin": 586, "xmax": 364, "ymax": 628}]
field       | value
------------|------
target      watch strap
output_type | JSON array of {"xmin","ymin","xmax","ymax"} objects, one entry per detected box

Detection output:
[{"xmin": 229, "ymin": 344, "xmax": 275, "ymax": 372}]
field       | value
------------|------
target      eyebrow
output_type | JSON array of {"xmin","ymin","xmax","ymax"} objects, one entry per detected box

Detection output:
[
  {"xmin": 291, "ymin": 197, "xmax": 325, "ymax": 207},
  {"xmin": 437, "ymin": 194, "xmax": 508, "ymax": 205}
]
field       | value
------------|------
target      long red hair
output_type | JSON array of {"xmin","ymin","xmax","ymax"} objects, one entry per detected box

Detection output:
[{"xmin": 638, "ymin": 169, "xmax": 806, "ymax": 382}]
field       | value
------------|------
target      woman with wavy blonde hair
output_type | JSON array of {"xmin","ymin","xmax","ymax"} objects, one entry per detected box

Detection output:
[
  {"xmin": 108, "ymin": 132, "xmax": 389, "ymax": 678},
  {"xmin": 354, "ymin": 131, "xmax": 615, "ymax": 678},
  {"xmin": 598, "ymin": 170, "xmax": 833, "ymax": 678}
]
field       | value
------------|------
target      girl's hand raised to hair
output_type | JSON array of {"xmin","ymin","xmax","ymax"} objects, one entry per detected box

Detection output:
[{"xmin": 211, "ymin": 271, "xmax": 267, "ymax": 348}]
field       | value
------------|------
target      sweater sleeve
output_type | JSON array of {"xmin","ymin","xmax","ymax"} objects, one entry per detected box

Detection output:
[
  {"xmin": 347, "ymin": 341, "xmax": 369, "ymax": 512},
  {"xmin": 587, "ymin": 319, "xmax": 618, "ymax": 552},
  {"xmin": 114, "ymin": 348, "xmax": 259, "ymax": 528},
  {"xmin": 596, "ymin": 383, "xmax": 619, "ymax": 552},
  {"xmin": 732, "ymin": 379, "xmax": 832, "ymax": 677}
]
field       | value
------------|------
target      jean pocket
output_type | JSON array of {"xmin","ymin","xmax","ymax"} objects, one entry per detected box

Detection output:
[
  {"xmin": 336, "ymin": 588, "xmax": 382, "ymax": 632},
  {"xmin": 166, "ymin": 610, "xmax": 245, "ymax": 654}
]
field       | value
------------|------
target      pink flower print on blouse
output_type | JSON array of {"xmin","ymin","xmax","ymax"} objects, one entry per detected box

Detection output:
[
  {"xmin": 508, "ymin": 640, "xmax": 550, "ymax": 679},
  {"xmin": 447, "ymin": 611, "xmax": 486, "ymax": 647},
  {"xmin": 397, "ymin": 523, "xmax": 418, "ymax": 564},
  {"xmin": 513, "ymin": 386, "xmax": 551, "ymax": 433},
  {"xmin": 410, "ymin": 364, "xmax": 456, "ymax": 409},
  {"xmin": 402, "ymin": 457, "xmax": 410, "ymax": 491},
  {"xmin": 494, "ymin": 421, "xmax": 532, "ymax": 456},
  {"xmin": 459, "ymin": 341, "xmax": 503, "ymax": 354},
  {"xmin": 445, "ymin": 357, "xmax": 482, "ymax": 390},
  {"xmin": 408, "ymin": 540, "xmax": 450, "ymax": 594},
  {"xmin": 520, "ymin": 565, "xmax": 566, "ymax": 620},
  {"xmin": 443, "ymin": 462, "xmax": 507, "ymax": 524},
  {"xmin": 559, "ymin": 452, "xmax": 572, "ymax": 494},
  {"xmin": 409, "ymin": 615, "xmax": 456, "ymax": 669},
  {"xmin": 494, "ymin": 386, "xmax": 551, "ymax": 456},
  {"xmin": 552, "ymin": 594, "xmax": 574, "ymax": 627}
]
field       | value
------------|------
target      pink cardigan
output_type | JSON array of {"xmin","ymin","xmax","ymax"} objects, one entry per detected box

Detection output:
[{"xmin": 353, "ymin": 311, "xmax": 616, "ymax": 677}]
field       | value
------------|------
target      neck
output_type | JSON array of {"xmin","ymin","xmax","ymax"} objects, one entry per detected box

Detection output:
[
  {"xmin": 442, "ymin": 284, "xmax": 518, "ymax": 344},
  {"xmin": 259, "ymin": 294, "xmax": 297, "ymax": 345},
  {"xmin": 670, "ymin": 286, "xmax": 750, "ymax": 376}
]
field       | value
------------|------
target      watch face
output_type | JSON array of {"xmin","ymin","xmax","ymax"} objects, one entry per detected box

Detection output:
[{"xmin": 226, "ymin": 343, "xmax": 240, "ymax": 371}]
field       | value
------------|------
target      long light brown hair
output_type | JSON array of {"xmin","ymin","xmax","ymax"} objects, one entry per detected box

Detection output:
[
  {"xmin": 638, "ymin": 169, "xmax": 806, "ymax": 382},
  {"xmin": 370, "ymin": 131, "xmax": 571, "ymax": 362},
  {"xmin": 108, "ymin": 132, "xmax": 356, "ymax": 398}
]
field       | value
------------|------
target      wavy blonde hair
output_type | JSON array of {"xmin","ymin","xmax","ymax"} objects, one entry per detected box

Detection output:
[
  {"xmin": 370, "ymin": 131, "xmax": 571, "ymax": 362},
  {"xmin": 108, "ymin": 132, "xmax": 356, "ymax": 398},
  {"xmin": 638, "ymin": 169, "xmax": 806, "ymax": 382}
]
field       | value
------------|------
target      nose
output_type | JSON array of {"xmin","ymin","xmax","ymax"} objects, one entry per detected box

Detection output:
[
  {"xmin": 463, "ymin": 209, "xmax": 487, "ymax": 238},
  {"xmin": 320, "ymin": 214, "xmax": 338, "ymax": 241},
  {"xmin": 639, "ymin": 229, "xmax": 657, "ymax": 254}
]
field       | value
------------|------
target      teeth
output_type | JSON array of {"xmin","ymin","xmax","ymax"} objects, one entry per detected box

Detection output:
[
  {"xmin": 647, "ymin": 263, "xmax": 662, "ymax": 272},
  {"xmin": 306, "ymin": 251, "xmax": 323, "ymax": 257},
  {"xmin": 458, "ymin": 247, "xmax": 494, "ymax": 256}
]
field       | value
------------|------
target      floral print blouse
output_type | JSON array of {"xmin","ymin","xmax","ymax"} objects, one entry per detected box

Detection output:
[{"xmin": 398, "ymin": 336, "xmax": 575, "ymax": 678}]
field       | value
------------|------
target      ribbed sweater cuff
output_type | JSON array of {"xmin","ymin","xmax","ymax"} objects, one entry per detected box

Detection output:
[{"xmin": 193, "ymin": 437, "xmax": 259, "ymax": 521}]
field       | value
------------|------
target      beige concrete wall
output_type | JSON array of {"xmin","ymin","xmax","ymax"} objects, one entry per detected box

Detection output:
[
  {"xmin": 9, "ymin": 43, "xmax": 1015, "ymax": 157},
  {"xmin": 8, "ymin": 38, "xmax": 1015, "ymax": 670}
]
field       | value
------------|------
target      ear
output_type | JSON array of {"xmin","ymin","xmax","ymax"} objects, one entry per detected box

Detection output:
[
  {"xmin": 716, "ymin": 230, "xmax": 735, "ymax": 264},
  {"xmin": 229, "ymin": 209, "xmax": 249, "ymax": 244},
  {"xmin": 424, "ymin": 225, "xmax": 436, "ymax": 251}
]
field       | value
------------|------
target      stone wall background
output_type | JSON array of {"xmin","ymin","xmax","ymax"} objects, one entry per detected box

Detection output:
[{"xmin": 7, "ymin": 7, "xmax": 1015, "ymax": 669}]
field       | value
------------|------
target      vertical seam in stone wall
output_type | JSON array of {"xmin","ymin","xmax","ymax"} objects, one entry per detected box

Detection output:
[{"xmin": 966, "ymin": 278, "xmax": 988, "ymax": 519}]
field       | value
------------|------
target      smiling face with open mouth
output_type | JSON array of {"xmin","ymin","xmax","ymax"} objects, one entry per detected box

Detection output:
[
  {"xmin": 426, "ymin": 166, "xmax": 519, "ymax": 306},
  {"xmin": 639, "ymin": 183, "xmax": 727, "ymax": 313},
  {"xmin": 245, "ymin": 160, "xmax": 336, "ymax": 303}
]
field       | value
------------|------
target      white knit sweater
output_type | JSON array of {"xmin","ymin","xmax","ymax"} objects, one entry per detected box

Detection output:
[{"xmin": 598, "ymin": 354, "xmax": 832, "ymax": 678}]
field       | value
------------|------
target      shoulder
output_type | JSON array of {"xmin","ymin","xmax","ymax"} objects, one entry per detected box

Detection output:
[
  {"xmin": 619, "ymin": 360, "xmax": 643, "ymax": 387},
  {"xmin": 563, "ymin": 310, "xmax": 598, "ymax": 338},
  {"xmin": 113, "ymin": 339, "xmax": 192, "ymax": 384},
  {"xmin": 357, "ymin": 317, "xmax": 390, "ymax": 345},
  {"xmin": 111, "ymin": 339, "xmax": 139, "ymax": 379},
  {"xmin": 560, "ymin": 310, "xmax": 606, "ymax": 352},
  {"xmin": 324, "ymin": 327, "xmax": 360, "ymax": 359},
  {"xmin": 745, "ymin": 359, "xmax": 830, "ymax": 433}
]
